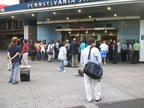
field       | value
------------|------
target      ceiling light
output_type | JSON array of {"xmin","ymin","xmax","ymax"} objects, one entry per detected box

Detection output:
[
  {"xmin": 11, "ymin": 16, "xmax": 14, "ymax": 18},
  {"xmin": 114, "ymin": 14, "xmax": 117, "ymax": 17},
  {"xmin": 31, "ymin": 14, "xmax": 34, "ymax": 16},
  {"xmin": 47, "ymin": 19, "xmax": 49, "ymax": 21},
  {"xmin": 69, "ymin": 31, "xmax": 71, "ymax": 34},
  {"xmin": 105, "ymin": 30, "xmax": 107, "ymax": 33},
  {"xmin": 89, "ymin": 16, "xmax": 91, "ymax": 18},
  {"xmin": 107, "ymin": 7, "xmax": 111, "ymax": 10},
  {"xmin": 53, "ymin": 12, "xmax": 56, "ymax": 14},
  {"xmin": 78, "ymin": 10, "xmax": 81, "ymax": 12},
  {"xmin": 66, "ymin": 17, "xmax": 69, "ymax": 20},
  {"xmin": 86, "ymin": 30, "xmax": 88, "ymax": 33}
]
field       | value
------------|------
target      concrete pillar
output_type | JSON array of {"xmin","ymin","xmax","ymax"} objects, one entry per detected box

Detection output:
[
  {"xmin": 24, "ymin": 19, "xmax": 37, "ymax": 41},
  {"xmin": 139, "ymin": 20, "xmax": 144, "ymax": 62},
  {"xmin": 97, "ymin": 34, "xmax": 101, "ymax": 41}
]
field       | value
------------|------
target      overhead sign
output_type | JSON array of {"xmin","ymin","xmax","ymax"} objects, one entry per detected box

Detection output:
[
  {"xmin": 27, "ymin": 0, "xmax": 105, "ymax": 8},
  {"xmin": 4, "ymin": 0, "xmax": 139, "ymax": 12}
]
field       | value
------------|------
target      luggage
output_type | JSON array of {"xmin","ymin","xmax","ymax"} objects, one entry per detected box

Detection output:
[
  {"xmin": 64, "ymin": 60, "xmax": 72, "ymax": 67},
  {"xmin": 20, "ymin": 69, "xmax": 30, "ymax": 81}
]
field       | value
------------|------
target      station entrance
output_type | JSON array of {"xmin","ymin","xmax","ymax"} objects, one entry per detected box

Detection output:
[{"xmin": 58, "ymin": 28, "xmax": 118, "ymax": 43}]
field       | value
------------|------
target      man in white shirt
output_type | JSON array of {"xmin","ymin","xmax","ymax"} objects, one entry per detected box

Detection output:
[
  {"xmin": 99, "ymin": 40, "xmax": 108, "ymax": 64},
  {"xmin": 81, "ymin": 37, "xmax": 102, "ymax": 102}
]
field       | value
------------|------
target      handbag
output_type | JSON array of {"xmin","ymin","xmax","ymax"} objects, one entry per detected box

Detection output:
[
  {"xmin": 84, "ymin": 47, "xmax": 103, "ymax": 79},
  {"xmin": 48, "ymin": 45, "xmax": 53, "ymax": 55},
  {"xmin": 64, "ymin": 60, "xmax": 68, "ymax": 66},
  {"xmin": 48, "ymin": 49, "xmax": 53, "ymax": 55}
]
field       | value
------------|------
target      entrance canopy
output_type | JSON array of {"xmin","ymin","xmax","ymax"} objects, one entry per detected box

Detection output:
[{"xmin": 0, "ymin": 0, "xmax": 144, "ymax": 23}]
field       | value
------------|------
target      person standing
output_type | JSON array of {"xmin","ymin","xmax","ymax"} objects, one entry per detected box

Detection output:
[
  {"xmin": 21, "ymin": 39, "xmax": 29, "ymax": 66},
  {"xmin": 40, "ymin": 41, "xmax": 46, "ymax": 61},
  {"xmin": 29, "ymin": 39, "xmax": 36, "ymax": 61},
  {"xmin": 117, "ymin": 40, "xmax": 121, "ymax": 63},
  {"xmin": 70, "ymin": 38, "xmax": 79, "ymax": 67},
  {"xmin": 47, "ymin": 41, "xmax": 53, "ymax": 62},
  {"xmin": 7, "ymin": 37, "xmax": 21, "ymax": 84},
  {"xmin": 99, "ymin": 40, "xmax": 108, "ymax": 64},
  {"xmin": 55, "ymin": 41, "xmax": 60, "ymax": 59},
  {"xmin": 128, "ymin": 42, "xmax": 133, "ymax": 62},
  {"xmin": 112, "ymin": 40, "xmax": 118, "ymax": 64},
  {"xmin": 81, "ymin": 37, "xmax": 102, "ymax": 102},
  {"xmin": 58, "ymin": 43, "xmax": 67, "ymax": 72},
  {"xmin": 35, "ymin": 41, "xmax": 41, "ymax": 60},
  {"xmin": 131, "ymin": 41, "xmax": 140, "ymax": 64},
  {"xmin": 121, "ymin": 41, "xmax": 128, "ymax": 61}
]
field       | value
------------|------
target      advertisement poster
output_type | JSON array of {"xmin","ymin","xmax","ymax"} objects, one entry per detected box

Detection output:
[{"xmin": 0, "ymin": 0, "xmax": 19, "ymax": 9}]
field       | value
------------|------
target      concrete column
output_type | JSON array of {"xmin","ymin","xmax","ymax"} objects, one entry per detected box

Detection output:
[
  {"xmin": 24, "ymin": 20, "xmax": 37, "ymax": 41},
  {"xmin": 97, "ymin": 34, "xmax": 101, "ymax": 41},
  {"xmin": 139, "ymin": 20, "xmax": 144, "ymax": 62},
  {"xmin": 11, "ymin": 21, "xmax": 13, "ymax": 30}
]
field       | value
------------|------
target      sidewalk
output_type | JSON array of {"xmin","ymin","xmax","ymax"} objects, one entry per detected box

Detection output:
[{"xmin": 0, "ymin": 51, "xmax": 144, "ymax": 108}]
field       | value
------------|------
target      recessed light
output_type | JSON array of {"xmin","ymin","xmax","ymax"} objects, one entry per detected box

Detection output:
[
  {"xmin": 78, "ymin": 10, "xmax": 81, "ymax": 12},
  {"xmin": 53, "ymin": 12, "xmax": 56, "ymax": 14},
  {"xmin": 47, "ymin": 19, "xmax": 49, "ymax": 21},
  {"xmin": 66, "ymin": 17, "xmax": 69, "ymax": 20},
  {"xmin": 89, "ymin": 16, "xmax": 91, "ymax": 18},
  {"xmin": 114, "ymin": 14, "xmax": 117, "ymax": 16},
  {"xmin": 11, "ymin": 16, "xmax": 14, "ymax": 18},
  {"xmin": 107, "ymin": 7, "xmax": 111, "ymax": 10},
  {"xmin": 31, "ymin": 14, "xmax": 34, "ymax": 16}
]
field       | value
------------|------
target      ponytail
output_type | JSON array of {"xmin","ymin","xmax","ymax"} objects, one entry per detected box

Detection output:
[{"xmin": 10, "ymin": 41, "xmax": 15, "ymax": 51}]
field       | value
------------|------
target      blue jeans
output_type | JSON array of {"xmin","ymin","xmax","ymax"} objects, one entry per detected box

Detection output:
[
  {"xmin": 117, "ymin": 53, "xmax": 121, "ymax": 62},
  {"xmin": 59, "ymin": 60, "xmax": 64, "ymax": 71},
  {"xmin": 9, "ymin": 62, "xmax": 19, "ymax": 83},
  {"xmin": 37, "ymin": 51, "xmax": 41, "ymax": 60}
]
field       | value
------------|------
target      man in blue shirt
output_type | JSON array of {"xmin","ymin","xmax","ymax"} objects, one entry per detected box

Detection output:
[
  {"xmin": 7, "ymin": 37, "xmax": 21, "ymax": 84},
  {"xmin": 80, "ymin": 40, "xmax": 87, "ymax": 52}
]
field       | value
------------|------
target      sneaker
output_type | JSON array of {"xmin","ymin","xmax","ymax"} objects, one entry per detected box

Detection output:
[
  {"xmin": 12, "ymin": 81, "xmax": 18, "ymax": 84},
  {"xmin": 74, "ymin": 73, "xmax": 79, "ymax": 76},
  {"xmin": 58, "ymin": 68, "xmax": 61, "ymax": 72},
  {"xmin": 96, "ymin": 97, "xmax": 101, "ymax": 102},
  {"xmin": 8, "ymin": 80, "xmax": 12, "ymax": 83},
  {"xmin": 61, "ymin": 70, "xmax": 66, "ymax": 72}
]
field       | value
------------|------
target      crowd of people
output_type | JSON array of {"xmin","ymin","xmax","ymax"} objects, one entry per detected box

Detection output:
[
  {"xmin": 7, "ymin": 36, "xmax": 141, "ymax": 103},
  {"xmin": 7, "ymin": 37, "xmax": 141, "ymax": 73},
  {"xmin": 29, "ymin": 38, "xmax": 140, "ymax": 67}
]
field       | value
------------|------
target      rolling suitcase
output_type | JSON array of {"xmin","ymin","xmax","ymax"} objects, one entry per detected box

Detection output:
[{"xmin": 20, "ymin": 68, "xmax": 30, "ymax": 82}]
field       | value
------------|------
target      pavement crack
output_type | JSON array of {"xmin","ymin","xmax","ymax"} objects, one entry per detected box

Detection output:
[{"xmin": 29, "ymin": 85, "xmax": 38, "ymax": 108}]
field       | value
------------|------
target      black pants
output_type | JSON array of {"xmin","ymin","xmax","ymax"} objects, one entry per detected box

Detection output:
[
  {"xmin": 121, "ymin": 50, "xmax": 127, "ymax": 61},
  {"xmin": 113, "ymin": 51, "xmax": 117, "ymax": 63},
  {"xmin": 131, "ymin": 51, "xmax": 139, "ymax": 64}
]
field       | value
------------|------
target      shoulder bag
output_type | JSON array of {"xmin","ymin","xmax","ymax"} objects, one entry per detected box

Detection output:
[{"xmin": 84, "ymin": 47, "xmax": 103, "ymax": 79}]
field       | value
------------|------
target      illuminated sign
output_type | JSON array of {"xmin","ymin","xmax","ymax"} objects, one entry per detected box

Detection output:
[{"xmin": 28, "ymin": 0, "xmax": 105, "ymax": 8}]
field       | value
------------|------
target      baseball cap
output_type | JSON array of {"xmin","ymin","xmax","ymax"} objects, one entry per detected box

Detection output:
[{"xmin": 12, "ymin": 37, "xmax": 19, "ymax": 42}]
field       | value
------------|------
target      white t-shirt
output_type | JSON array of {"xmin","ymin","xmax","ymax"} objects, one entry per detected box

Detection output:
[
  {"xmin": 99, "ymin": 43, "xmax": 108, "ymax": 51},
  {"xmin": 40, "ymin": 44, "xmax": 45, "ymax": 52}
]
